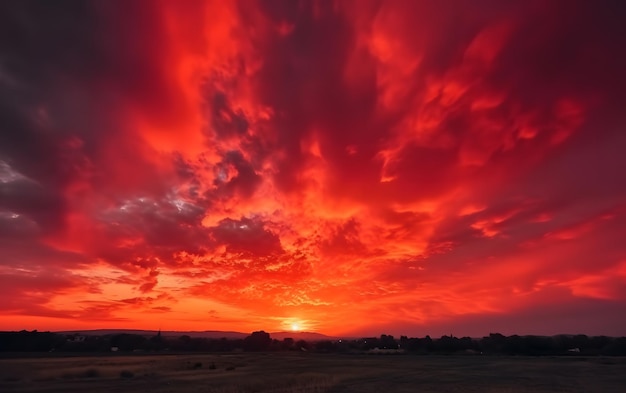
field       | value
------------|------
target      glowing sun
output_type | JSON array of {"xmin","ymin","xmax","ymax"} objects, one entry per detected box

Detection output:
[{"xmin": 290, "ymin": 323, "xmax": 301, "ymax": 332}]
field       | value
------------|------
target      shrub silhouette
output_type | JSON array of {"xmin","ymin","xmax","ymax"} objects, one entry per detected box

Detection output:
[{"xmin": 243, "ymin": 331, "xmax": 271, "ymax": 351}]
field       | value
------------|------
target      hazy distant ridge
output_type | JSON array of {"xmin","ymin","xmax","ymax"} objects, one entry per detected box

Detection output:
[{"xmin": 56, "ymin": 329, "xmax": 336, "ymax": 341}]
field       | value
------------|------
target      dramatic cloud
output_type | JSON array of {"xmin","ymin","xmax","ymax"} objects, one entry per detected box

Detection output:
[{"xmin": 1, "ymin": 0, "xmax": 625, "ymax": 336}]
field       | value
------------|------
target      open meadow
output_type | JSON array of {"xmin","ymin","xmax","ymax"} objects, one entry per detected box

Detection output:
[{"xmin": 1, "ymin": 353, "xmax": 625, "ymax": 393}]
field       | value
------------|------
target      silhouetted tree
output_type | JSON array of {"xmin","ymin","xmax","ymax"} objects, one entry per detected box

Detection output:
[
  {"xmin": 0, "ymin": 331, "xmax": 64, "ymax": 351},
  {"xmin": 572, "ymin": 334, "xmax": 589, "ymax": 349},
  {"xmin": 110, "ymin": 334, "xmax": 147, "ymax": 351},
  {"xmin": 380, "ymin": 334, "xmax": 398, "ymax": 349},
  {"xmin": 243, "ymin": 331, "xmax": 271, "ymax": 351},
  {"xmin": 603, "ymin": 337, "xmax": 626, "ymax": 355},
  {"xmin": 282, "ymin": 337, "xmax": 294, "ymax": 350},
  {"xmin": 315, "ymin": 340, "xmax": 336, "ymax": 352},
  {"xmin": 149, "ymin": 330, "xmax": 164, "ymax": 350},
  {"xmin": 3, "ymin": 330, "xmax": 625, "ymax": 356},
  {"xmin": 481, "ymin": 333, "xmax": 506, "ymax": 353},
  {"xmin": 296, "ymin": 339, "xmax": 310, "ymax": 351}
]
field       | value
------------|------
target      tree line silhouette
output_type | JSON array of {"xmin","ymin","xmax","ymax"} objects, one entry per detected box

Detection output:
[{"xmin": 1, "ymin": 330, "xmax": 625, "ymax": 356}]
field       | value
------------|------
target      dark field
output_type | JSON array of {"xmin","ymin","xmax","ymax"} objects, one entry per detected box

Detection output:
[{"xmin": 1, "ymin": 353, "xmax": 625, "ymax": 393}]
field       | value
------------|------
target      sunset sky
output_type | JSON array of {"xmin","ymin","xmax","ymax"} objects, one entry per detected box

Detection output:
[{"xmin": 1, "ymin": 0, "xmax": 626, "ymax": 338}]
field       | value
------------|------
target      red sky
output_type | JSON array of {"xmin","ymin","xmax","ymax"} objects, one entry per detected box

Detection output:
[{"xmin": 1, "ymin": 0, "xmax": 625, "ymax": 337}]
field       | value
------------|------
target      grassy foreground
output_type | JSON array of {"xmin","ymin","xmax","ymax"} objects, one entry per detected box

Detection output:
[{"xmin": 1, "ymin": 353, "xmax": 625, "ymax": 393}]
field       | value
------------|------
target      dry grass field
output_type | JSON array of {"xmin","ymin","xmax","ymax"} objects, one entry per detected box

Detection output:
[{"xmin": 1, "ymin": 353, "xmax": 625, "ymax": 393}]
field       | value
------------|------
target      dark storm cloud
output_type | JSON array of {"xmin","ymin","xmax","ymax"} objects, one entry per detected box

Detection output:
[
  {"xmin": 0, "ymin": 169, "xmax": 63, "ymax": 232},
  {"xmin": 252, "ymin": 0, "xmax": 370, "ymax": 192},
  {"xmin": 211, "ymin": 217, "xmax": 283, "ymax": 256},
  {"xmin": 0, "ymin": 0, "xmax": 171, "ymax": 234},
  {"xmin": 320, "ymin": 218, "xmax": 367, "ymax": 256},
  {"xmin": 209, "ymin": 91, "xmax": 250, "ymax": 137},
  {"xmin": 212, "ymin": 151, "xmax": 262, "ymax": 199},
  {"xmin": 94, "ymin": 196, "xmax": 210, "ymax": 267},
  {"xmin": 0, "ymin": 1, "xmax": 99, "ymax": 180}
]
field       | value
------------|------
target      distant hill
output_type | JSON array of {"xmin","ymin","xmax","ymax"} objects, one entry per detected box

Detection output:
[
  {"xmin": 270, "ymin": 331, "xmax": 336, "ymax": 341},
  {"xmin": 56, "ymin": 329, "xmax": 336, "ymax": 341},
  {"xmin": 57, "ymin": 329, "xmax": 247, "ymax": 339}
]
